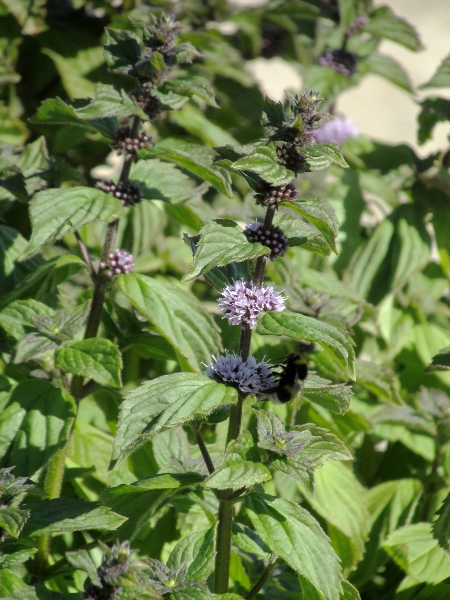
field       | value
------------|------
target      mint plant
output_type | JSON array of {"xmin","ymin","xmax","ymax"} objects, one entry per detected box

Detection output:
[{"xmin": 1, "ymin": 2, "xmax": 450, "ymax": 600}]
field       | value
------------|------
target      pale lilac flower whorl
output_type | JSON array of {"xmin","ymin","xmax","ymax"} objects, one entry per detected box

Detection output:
[
  {"xmin": 205, "ymin": 353, "xmax": 276, "ymax": 395},
  {"xmin": 218, "ymin": 280, "xmax": 286, "ymax": 329},
  {"xmin": 315, "ymin": 116, "xmax": 359, "ymax": 145},
  {"xmin": 100, "ymin": 249, "xmax": 135, "ymax": 278}
]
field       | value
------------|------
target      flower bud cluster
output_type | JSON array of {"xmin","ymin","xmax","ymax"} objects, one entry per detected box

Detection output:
[
  {"xmin": 100, "ymin": 250, "xmax": 135, "ymax": 278},
  {"xmin": 244, "ymin": 222, "xmax": 289, "ymax": 260},
  {"xmin": 218, "ymin": 280, "xmax": 285, "ymax": 329},
  {"xmin": 254, "ymin": 181, "xmax": 297, "ymax": 208},
  {"xmin": 95, "ymin": 180, "xmax": 143, "ymax": 207},
  {"xmin": 319, "ymin": 49, "xmax": 358, "ymax": 77},
  {"xmin": 129, "ymin": 88, "xmax": 163, "ymax": 120},
  {"xmin": 112, "ymin": 126, "xmax": 153, "ymax": 161},
  {"xmin": 205, "ymin": 353, "xmax": 276, "ymax": 395}
]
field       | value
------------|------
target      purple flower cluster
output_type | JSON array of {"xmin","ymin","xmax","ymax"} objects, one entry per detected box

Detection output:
[
  {"xmin": 315, "ymin": 116, "xmax": 359, "ymax": 145},
  {"xmin": 319, "ymin": 49, "xmax": 358, "ymax": 77},
  {"xmin": 95, "ymin": 179, "xmax": 143, "ymax": 207},
  {"xmin": 100, "ymin": 249, "xmax": 135, "ymax": 278},
  {"xmin": 218, "ymin": 280, "xmax": 286, "ymax": 329},
  {"xmin": 112, "ymin": 125, "xmax": 153, "ymax": 161},
  {"xmin": 205, "ymin": 353, "xmax": 276, "ymax": 395}
]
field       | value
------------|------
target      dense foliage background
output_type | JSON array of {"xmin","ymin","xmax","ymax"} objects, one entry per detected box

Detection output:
[{"xmin": 1, "ymin": 1, "xmax": 449, "ymax": 599}]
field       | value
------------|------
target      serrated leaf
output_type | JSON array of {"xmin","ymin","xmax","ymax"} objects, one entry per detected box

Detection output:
[
  {"xmin": 130, "ymin": 159, "xmax": 203, "ymax": 203},
  {"xmin": 75, "ymin": 84, "xmax": 147, "ymax": 120},
  {"xmin": 22, "ymin": 187, "xmax": 122, "ymax": 260},
  {"xmin": 258, "ymin": 311, "xmax": 355, "ymax": 380},
  {"xmin": 204, "ymin": 454, "xmax": 271, "ymax": 491},
  {"xmin": 55, "ymin": 338, "xmax": 122, "ymax": 388},
  {"xmin": 433, "ymin": 493, "xmax": 450, "ymax": 554},
  {"xmin": 5, "ymin": 379, "xmax": 76, "ymax": 479},
  {"xmin": 110, "ymin": 374, "xmax": 237, "ymax": 468},
  {"xmin": 418, "ymin": 97, "xmax": 450, "ymax": 145},
  {"xmin": 296, "ymin": 144, "xmax": 348, "ymax": 171},
  {"xmin": 104, "ymin": 28, "xmax": 141, "ymax": 73},
  {"xmin": 366, "ymin": 6, "xmax": 422, "ymax": 50},
  {"xmin": 66, "ymin": 549, "xmax": 101, "ymax": 587},
  {"xmin": 0, "ymin": 548, "xmax": 37, "ymax": 568},
  {"xmin": 141, "ymin": 140, "xmax": 232, "ymax": 197},
  {"xmin": 0, "ymin": 226, "xmax": 45, "ymax": 298},
  {"xmin": 22, "ymin": 498, "xmax": 126, "ymax": 536},
  {"xmin": 231, "ymin": 143, "xmax": 294, "ymax": 185},
  {"xmin": 246, "ymin": 493, "xmax": 342, "ymax": 600},
  {"xmin": 421, "ymin": 53, "xmax": 450, "ymax": 89},
  {"xmin": 261, "ymin": 96, "xmax": 286, "ymax": 138},
  {"xmin": 164, "ymin": 78, "xmax": 218, "ymax": 108},
  {"xmin": 117, "ymin": 274, "xmax": 222, "ymax": 373},
  {"xmin": 167, "ymin": 528, "xmax": 215, "ymax": 580},
  {"xmin": 183, "ymin": 220, "xmax": 270, "ymax": 282},
  {"xmin": 0, "ymin": 507, "xmax": 30, "ymax": 538},
  {"xmin": 361, "ymin": 54, "xmax": 413, "ymax": 93},
  {"xmin": 29, "ymin": 98, "xmax": 99, "ymax": 131},
  {"xmin": 273, "ymin": 214, "xmax": 328, "ymax": 256},
  {"xmin": 355, "ymin": 360, "xmax": 403, "ymax": 404},
  {"xmin": 0, "ymin": 569, "xmax": 28, "ymax": 595},
  {"xmin": 303, "ymin": 373, "xmax": 352, "ymax": 414},
  {"xmin": 232, "ymin": 522, "xmax": 272, "ymax": 559},
  {"xmin": 383, "ymin": 523, "xmax": 450, "ymax": 584},
  {"xmin": 304, "ymin": 462, "xmax": 370, "ymax": 563},
  {"xmin": 14, "ymin": 332, "xmax": 58, "ymax": 363},
  {"xmin": 0, "ymin": 254, "xmax": 87, "ymax": 307},
  {"xmin": 286, "ymin": 198, "xmax": 339, "ymax": 254},
  {"xmin": 0, "ymin": 299, "xmax": 54, "ymax": 340}
]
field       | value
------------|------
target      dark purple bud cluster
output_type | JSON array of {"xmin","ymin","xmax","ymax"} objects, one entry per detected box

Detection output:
[
  {"xmin": 319, "ymin": 49, "xmax": 358, "ymax": 77},
  {"xmin": 100, "ymin": 250, "xmax": 135, "ymax": 278},
  {"xmin": 83, "ymin": 541, "xmax": 131, "ymax": 600},
  {"xmin": 244, "ymin": 222, "xmax": 289, "ymax": 260},
  {"xmin": 276, "ymin": 145, "xmax": 307, "ymax": 174},
  {"xmin": 112, "ymin": 126, "xmax": 153, "ymax": 160},
  {"xmin": 282, "ymin": 125, "xmax": 316, "ymax": 148},
  {"xmin": 254, "ymin": 181, "xmax": 297, "ymax": 208},
  {"xmin": 129, "ymin": 88, "xmax": 163, "ymax": 120},
  {"xmin": 95, "ymin": 180, "xmax": 143, "ymax": 207}
]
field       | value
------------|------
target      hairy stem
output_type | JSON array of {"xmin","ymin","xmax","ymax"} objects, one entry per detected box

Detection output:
[
  {"xmin": 245, "ymin": 555, "xmax": 277, "ymax": 600},
  {"xmin": 214, "ymin": 499, "xmax": 233, "ymax": 593},
  {"xmin": 192, "ymin": 424, "xmax": 215, "ymax": 474}
]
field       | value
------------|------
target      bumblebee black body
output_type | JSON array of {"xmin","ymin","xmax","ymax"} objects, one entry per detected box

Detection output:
[{"xmin": 268, "ymin": 353, "xmax": 308, "ymax": 404}]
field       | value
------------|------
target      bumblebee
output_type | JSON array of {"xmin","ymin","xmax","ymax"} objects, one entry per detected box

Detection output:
[{"xmin": 267, "ymin": 353, "xmax": 309, "ymax": 404}]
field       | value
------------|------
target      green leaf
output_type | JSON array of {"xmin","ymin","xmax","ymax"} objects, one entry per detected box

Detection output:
[
  {"xmin": 0, "ymin": 226, "xmax": 45, "ymax": 298},
  {"xmin": 164, "ymin": 78, "xmax": 218, "ymax": 108},
  {"xmin": 130, "ymin": 159, "xmax": 204, "ymax": 203},
  {"xmin": 0, "ymin": 507, "xmax": 30, "ymax": 538},
  {"xmin": 110, "ymin": 373, "xmax": 238, "ymax": 468},
  {"xmin": 14, "ymin": 332, "xmax": 58, "ymax": 363},
  {"xmin": 361, "ymin": 54, "xmax": 413, "ymax": 92},
  {"xmin": 141, "ymin": 140, "xmax": 232, "ymax": 197},
  {"xmin": 231, "ymin": 143, "xmax": 294, "ymax": 186},
  {"xmin": 183, "ymin": 220, "xmax": 270, "ymax": 282},
  {"xmin": 296, "ymin": 144, "xmax": 348, "ymax": 171},
  {"xmin": 261, "ymin": 96, "xmax": 286, "ymax": 138},
  {"xmin": 433, "ymin": 493, "xmax": 450, "ymax": 554},
  {"xmin": 0, "ymin": 547, "xmax": 37, "ymax": 568},
  {"xmin": 66, "ymin": 549, "xmax": 101, "ymax": 587},
  {"xmin": 355, "ymin": 360, "xmax": 403, "ymax": 405},
  {"xmin": 205, "ymin": 454, "xmax": 271, "ymax": 491},
  {"xmin": 340, "ymin": 581, "xmax": 361, "ymax": 600},
  {"xmin": 75, "ymin": 84, "xmax": 147, "ymax": 120},
  {"xmin": 286, "ymin": 198, "xmax": 339, "ymax": 254},
  {"xmin": 246, "ymin": 493, "xmax": 342, "ymax": 600},
  {"xmin": 22, "ymin": 498, "xmax": 126, "ymax": 536},
  {"xmin": 103, "ymin": 28, "xmax": 141, "ymax": 73},
  {"xmin": 273, "ymin": 214, "xmax": 328, "ymax": 256},
  {"xmin": 167, "ymin": 528, "xmax": 215, "ymax": 580},
  {"xmin": 0, "ymin": 254, "xmax": 87, "ymax": 307},
  {"xmin": 0, "ymin": 299, "xmax": 54, "ymax": 340},
  {"xmin": 421, "ymin": 53, "xmax": 450, "ymax": 88},
  {"xmin": 55, "ymin": 338, "xmax": 122, "ymax": 388},
  {"xmin": 418, "ymin": 97, "xmax": 450, "ymax": 145},
  {"xmin": 5, "ymin": 380, "xmax": 76, "ymax": 479},
  {"xmin": 304, "ymin": 462, "xmax": 370, "ymax": 563},
  {"xmin": 232, "ymin": 522, "xmax": 272, "ymax": 559},
  {"xmin": 303, "ymin": 374, "xmax": 352, "ymax": 414},
  {"xmin": 383, "ymin": 523, "xmax": 450, "ymax": 584},
  {"xmin": 22, "ymin": 187, "xmax": 122, "ymax": 260},
  {"xmin": 118, "ymin": 273, "xmax": 222, "ymax": 373},
  {"xmin": 258, "ymin": 311, "xmax": 356, "ymax": 380},
  {"xmin": 366, "ymin": 6, "xmax": 422, "ymax": 50},
  {"xmin": 0, "ymin": 569, "xmax": 28, "ymax": 595},
  {"xmin": 29, "ymin": 98, "xmax": 98, "ymax": 132}
]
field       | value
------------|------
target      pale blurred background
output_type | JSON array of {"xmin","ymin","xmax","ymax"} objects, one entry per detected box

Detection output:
[{"xmin": 243, "ymin": 0, "xmax": 450, "ymax": 155}]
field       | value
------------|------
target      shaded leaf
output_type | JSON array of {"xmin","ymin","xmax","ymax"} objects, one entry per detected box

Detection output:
[{"xmin": 231, "ymin": 143, "xmax": 293, "ymax": 185}]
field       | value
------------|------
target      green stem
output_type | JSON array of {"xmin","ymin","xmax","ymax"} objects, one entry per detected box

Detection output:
[
  {"xmin": 245, "ymin": 555, "xmax": 277, "ymax": 600},
  {"xmin": 192, "ymin": 424, "xmax": 215, "ymax": 474},
  {"xmin": 34, "ymin": 430, "xmax": 73, "ymax": 574},
  {"xmin": 214, "ymin": 499, "xmax": 233, "ymax": 593}
]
